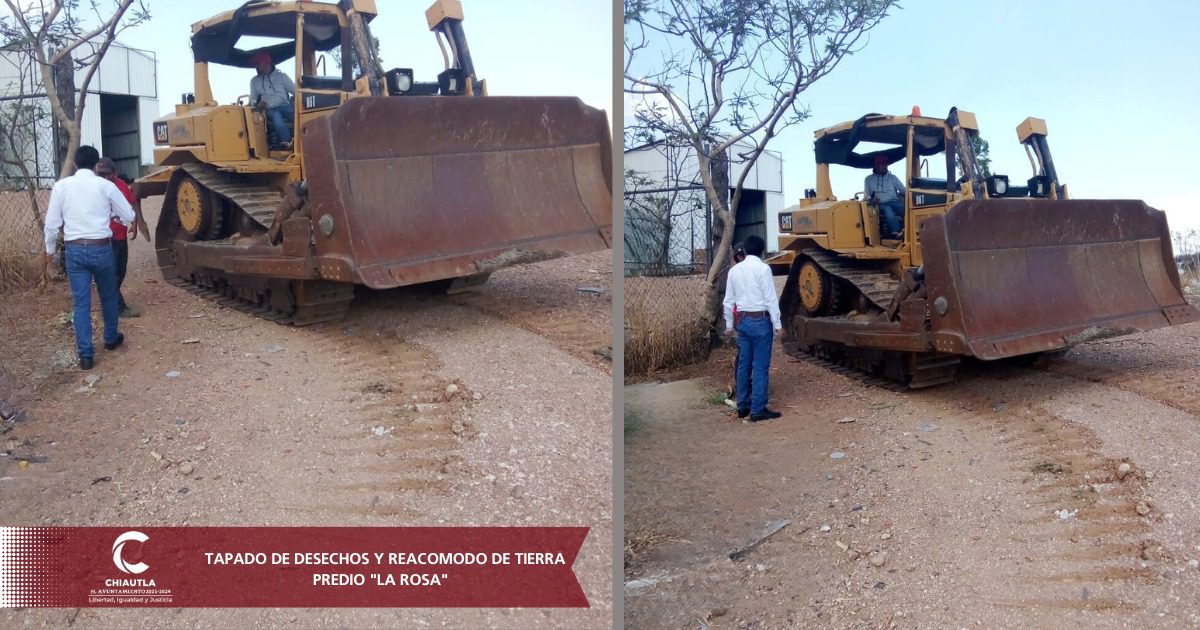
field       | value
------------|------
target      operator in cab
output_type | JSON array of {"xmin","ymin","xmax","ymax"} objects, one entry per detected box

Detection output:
[
  {"xmin": 865, "ymin": 154, "xmax": 905, "ymax": 239},
  {"xmin": 249, "ymin": 51, "xmax": 295, "ymax": 150}
]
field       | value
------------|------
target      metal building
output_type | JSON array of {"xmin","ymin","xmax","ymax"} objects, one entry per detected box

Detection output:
[
  {"xmin": 623, "ymin": 139, "xmax": 784, "ymax": 275},
  {"xmin": 0, "ymin": 41, "xmax": 158, "ymax": 186}
]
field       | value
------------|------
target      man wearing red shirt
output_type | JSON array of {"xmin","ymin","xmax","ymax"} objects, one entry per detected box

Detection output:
[{"xmin": 95, "ymin": 158, "xmax": 148, "ymax": 317}]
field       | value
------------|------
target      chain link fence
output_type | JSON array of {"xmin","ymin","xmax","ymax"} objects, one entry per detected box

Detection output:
[
  {"xmin": 624, "ymin": 186, "xmax": 714, "ymax": 376},
  {"xmin": 0, "ymin": 99, "xmax": 59, "ymax": 293}
]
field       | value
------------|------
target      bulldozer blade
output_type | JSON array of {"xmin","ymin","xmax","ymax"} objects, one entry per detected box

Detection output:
[
  {"xmin": 921, "ymin": 199, "xmax": 1199, "ymax": 360},
  {"xmin": 301, "ymin": 96, "xmax": 612, "ymax": 289}
]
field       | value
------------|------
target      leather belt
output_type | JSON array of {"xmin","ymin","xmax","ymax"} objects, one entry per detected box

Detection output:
[
  {"xmin": 740, "ymin": 311, "xmax": 768, "ymax": 318},
  {"xmin": 65, "ymin": 238, "xmax": 111, "ymax": 246}
]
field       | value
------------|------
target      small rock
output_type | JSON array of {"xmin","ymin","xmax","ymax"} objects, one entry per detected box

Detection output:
[
  {"xmin": 819, "ymin": 524, "xmax": 831, "ymax": 533},
  {"xmin": 445, "ymin": 383, "xmax": 460, "ymax": 397},
  {"xmin": 484, "ymin": 474, "xmax": 496, "ymax": 482},
  {"xmin": 836, "ymin": 416, "xmax": 856, "ymax": 424},
  {"xmin": 84, "ymin": 374, "xmax": 101, "ymax": 386},
  {"xmin": 1189, "ymin": 559, "xmax": 1199, "ymax": 569},
  {"xmin": 165, "ymin": 370, "xmax": 181, "ymax": 378},
  {"xmin": 835, "ymin": 540, "xmax": 849, "ymax": 552},
  {"xmin": 874, "ymin": 581, "xmax": 886, "ymax": 590},
  {"xmin": 181, "ymin": 338, "xmax": 200, "ymax": 344},
  {"xmin": 1136, "ymin": 502, "xmax": 1151, "ymax": 517},
  {"xmin": 754, "ymin": 563, "xmax": 767, "ymax": 573},
  {"xmin": 179, "ymin": 462, "xmax": 195, "ymax": 475},
  {"xmin": 710, "ymin": 607, "xmax": 728, "ymax": 618},
  {"xmin": 869, "ymin": 552, "xmax": 888, "ymax": 568},
  {"xmin": 880, "ymin": 533, "xmax": 892, "ymax": 540},
  {"xmin": 177, "ymin": 487, "xmax": 189, "ymax": 495},
  {"xmin": 826, "ymin": 474, "xmax": 834, "ymax": 481},
  {"xmin": 1117, "ymin": 462, "xmax": 1132, "ymax": 480},
  {"xmin": 847, "ymin": 549, "xmax": 861, "ymax": 561},
  {"xmin": 451, "ymin": 421, "xmax": 465, "ymax": 435},
  {"xmin": 993, "ymin": 403, "xmax": 1008, "ymax": 413},
  {"xmin": 472, "ymin": 391, "xmax": 484, "ymax": 401},
  {"xmin": 194, "ymin": 444, "xmax": 206, "ymax": 452},
  {"xmin": 371, "ymin": 426, "xmax": 392, "ymax": 437},
  {"xmin": 1055, "ymin": 508, "xmax": 1078, "ymax": 520},
  {"xmin": 510, "ymin": 485, "xmax": 525, "ymax": 499},
  {"xmin": 150, "ymin": 450, "xmax": 163, "ymax": 461},
  {"xmin": 175, "ymin": 417, "xmax": 187, "ymax": 426},
  {"xmin": 264, "ymin": 344, "xmax": 283, "ymax": 353},
  {"xmin": 917, "ymin": 422, "xmax": 939, "ymax": 433},
  {"xmin": 140, "ymin": 437, "xmax": 151, "ymax": 444},
  {"xmin": 830, "ymin": 452, "xmax": 846, "ymax": 460}
]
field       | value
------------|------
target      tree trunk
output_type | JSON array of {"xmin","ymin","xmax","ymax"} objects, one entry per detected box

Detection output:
[
  {"xmin": 701, "ymin": 148, "xmax": 733, "ymax": 347},
  {"xmin": 52, "ymin": 54, "xmax": 75, "ymax": 176}
]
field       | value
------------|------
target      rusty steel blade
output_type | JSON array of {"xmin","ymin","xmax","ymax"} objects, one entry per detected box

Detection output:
[
  {"xmin": 301, "ymin": 96, "xmax": 612, "ymax": 289},
  {"xmin": 921, "ymin": 199, "xmax": 1198, "ymax": 360}
]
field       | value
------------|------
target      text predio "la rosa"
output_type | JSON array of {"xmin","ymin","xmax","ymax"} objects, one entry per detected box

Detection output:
[{"xmin": 203, "ymin": 551, "xmax": 566, "ymax": 565}]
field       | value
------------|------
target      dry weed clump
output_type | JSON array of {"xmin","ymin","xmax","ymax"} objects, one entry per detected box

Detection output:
[{"xmin": 624, "ymin": 275, "xmax": 710, "ymax": 377}]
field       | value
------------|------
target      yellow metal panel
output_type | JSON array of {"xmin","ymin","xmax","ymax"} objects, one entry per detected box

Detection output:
[
  {"xmin": 829, "ymin": 201, "xmax": 866, "ymax": 249},
  {"xmin": 243, "ymin": 107, "xmax": 269, "ymax": 159},
  {"xmin": 208, "ymin": 106, "xmax": 250, "ymax": 162},
  {"xmin": 1016, "ymin": 117, "xmax": 1048, "ymax": 142},
  {"xmin": 956, "ymin": 110, "xmax": 978, "ymax": 130},
  {"xmin": 167, "ymin": 117, "xmax": 197, "ymax": 146},
  {"xmin": 351, "ymin": 0, "xmax": 378, "ymax": 16},
  {"xmin": 793, "ymin": 208, "xmax": 819, "ymax": 233},
  {"xmin": 425, "ymin": 0, "xmax": 464, "ymax": 29},
  {"xmin": 154, "ymin": 146, "xmax": 208, "ymax": 165}
]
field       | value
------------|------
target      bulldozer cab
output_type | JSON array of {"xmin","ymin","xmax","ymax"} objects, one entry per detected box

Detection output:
[{"xmin": 810, "ymin": 114, "xmax": 961, "ymax": 258}]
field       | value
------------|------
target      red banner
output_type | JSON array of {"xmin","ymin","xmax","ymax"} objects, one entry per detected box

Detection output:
[{"xmin": 0, "ymin": 527, "xmax": 588, "ymax": 607}]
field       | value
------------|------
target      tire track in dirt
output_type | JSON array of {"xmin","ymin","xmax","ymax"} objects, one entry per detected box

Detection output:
[
  {"xmin": 269, "ymin": 314, "xmax": 477, "ymax": 521},
  {"xmin": 831, "ymin": 370, "xmax": 1166, "ymax": 627}
]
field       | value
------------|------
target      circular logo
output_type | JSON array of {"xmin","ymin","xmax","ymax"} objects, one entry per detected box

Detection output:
[{"xmin": 112, "ymin": 531, "xmax": 149, "ymax": 574}]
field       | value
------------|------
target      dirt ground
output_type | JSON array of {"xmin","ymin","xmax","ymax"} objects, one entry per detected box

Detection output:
[
  {"xmin": 0, "ymin": 199, "xmax": 613, "ymax": 628},
  {"xmin": 625, "ymin": 321, "xmax": 1200, "ymax": 629}
]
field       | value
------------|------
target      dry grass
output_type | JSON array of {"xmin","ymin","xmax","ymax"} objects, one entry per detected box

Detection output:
[
  {"xmin": 0, "ymin": 189, "xmax": 48, "ymax": 294},
  {"xmin": 624, "ymin": 529, "xmax": 681, "ymax": 563},
  {"xmin": 624, "ymin": 275, "xmax": 710, "ymax": 377},
  {"xmin": 1183, "ymin": 270, "xmax": 1200, "ymax": 301}
]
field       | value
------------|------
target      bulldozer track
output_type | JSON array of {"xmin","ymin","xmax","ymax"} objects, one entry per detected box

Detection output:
[
  {"xmin": 179, "ymin": 163, "xmax": 280, "ymax": 229},
  {"xmin": 783, "ymin": 340, "xmax": 959, "ymax": 390},
  {"xmin": 159, "ymin": 165, "xmax": 355, "ymax": 326},
  {"xmin": 164, "ymin": 273, "xmax": 353, "ymax": 326},
  {"xmin": 801, "ymin": 248, "xmax": 901, "ymax": 312},
  {"xmin": 782, "ymin": 250, "xmax": 957, "ymax": 389}
]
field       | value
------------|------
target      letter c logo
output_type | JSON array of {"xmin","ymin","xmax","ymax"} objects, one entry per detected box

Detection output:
[{"xmin": 112, "ymin": 530, "xmax": 149, "ymax": 574}]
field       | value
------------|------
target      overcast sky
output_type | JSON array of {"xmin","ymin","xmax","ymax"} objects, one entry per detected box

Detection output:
[
  {"xmin": 112, "ymin": 0, "xmax": 612, "ymax": 120},
  {"xmin": 626, "ymin": 0, "xmax": 1200, "ymax": 233}
]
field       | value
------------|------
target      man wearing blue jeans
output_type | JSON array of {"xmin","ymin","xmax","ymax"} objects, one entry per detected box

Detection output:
[
  {"xmin": 43, "ymin": 145, "xmax": 135, "ymax": 370},
  {"xmin": 722, "ymin": 236, "xmax": 783, "ymax": 422},
  {"xmin": 864, "ymin": 154, "xmax": 906, "ymax": 239},
  {"xmin": 250, "ymin": 51, "xmax": 295, "ymax": 149}
]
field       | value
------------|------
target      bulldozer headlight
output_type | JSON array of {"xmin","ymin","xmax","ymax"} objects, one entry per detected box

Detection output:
[
  {"xmin": 385, "ymin": 68, "xmax": 415, "ymax": 95},
  {"xmin": 986, "ymin": 175, "xmax": 1009, "ymax": 197}
]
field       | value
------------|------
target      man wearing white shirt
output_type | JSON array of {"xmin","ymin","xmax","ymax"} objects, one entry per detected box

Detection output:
[
  {"xmin": 43, "ymin": 145, "xmax": 135, "ymax": 370},
  {"xmin": 722, "ymin": 236, "xmax": 783, "ymax": 422}
]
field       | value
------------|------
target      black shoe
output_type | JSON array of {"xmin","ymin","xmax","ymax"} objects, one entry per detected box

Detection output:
[
  {"xmin": 104, "ymin": 333, "xmax": 124, "ymax": 351},
  {"xmin": 737, "ymin": 408, "xmax": 750, "ymax": 418},
  {"xmin": 749, "ymin": 409, "xmax": 782, "ymax": 422},
  {"xmin": 79, "ymin": 356, "xmax": 94, "ymax": 370}
]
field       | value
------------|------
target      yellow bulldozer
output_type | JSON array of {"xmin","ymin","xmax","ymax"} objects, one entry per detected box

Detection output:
[
  {"xmin": 134, "ymin": 0, "xmax": 612, "ymax": 325},
  {"xmin": 774, "ymin": 107, "xmax": 1197, "ymax": 388}
]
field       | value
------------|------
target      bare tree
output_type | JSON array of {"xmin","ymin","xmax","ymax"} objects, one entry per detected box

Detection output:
[
  {"xmin": 0, "ymin": 0, "xmax": 149, "ymax": 178},
  {"xmin": 623, "ymin": 140, "xmax": 707, "ymax": 275},
  {"xmin": 0, "ymin": 44, "xmax": 49, "ymax": 230},
  {"xmin": 624, "ymin": 0, "xmax": 897, "ymax": 333}
]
